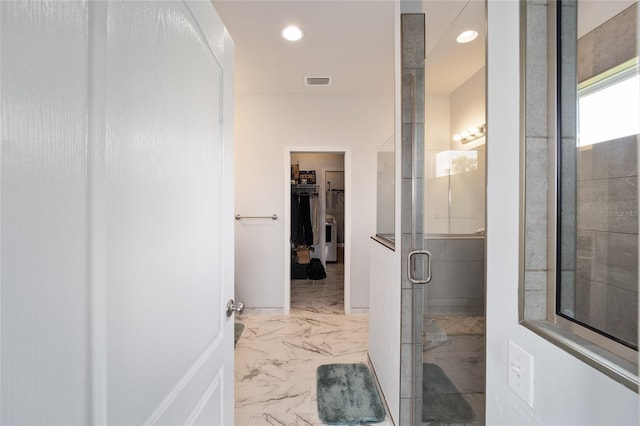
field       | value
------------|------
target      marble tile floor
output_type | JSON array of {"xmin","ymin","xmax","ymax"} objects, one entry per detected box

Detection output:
[
  {"xmin": 234, "ymin": 262, "xmax": 393, "ymax": 425},
  {"xmin": 234, "ymin": 263, "xmax": 485, "ymax": 426},
  {"xmin": 290, "ymin": 262, "xmax": 345, "ymax": 315}
]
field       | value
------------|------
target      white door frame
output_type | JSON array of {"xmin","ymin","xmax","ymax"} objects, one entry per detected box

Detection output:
[
  {"xmin": 322, "ymin": 167, "xmax": 344, "ymax": 264},
  {"xmin": 283, "ymin": 147, "xmax": 352, "ymax": 314}
]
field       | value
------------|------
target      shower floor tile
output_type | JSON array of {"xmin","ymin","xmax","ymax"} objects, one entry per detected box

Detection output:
[{"xmin": 423, "ymin": 315, "xmax": 485, "ymax": 425}]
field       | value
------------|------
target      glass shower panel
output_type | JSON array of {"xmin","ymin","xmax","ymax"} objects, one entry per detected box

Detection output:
[
  {"xmin": 420, "ymin": 1, "xmax": 486, "ymax": 424},
  {"xmin": 449, "ymin": 147, "xmax": 486, "ymax": 234}
]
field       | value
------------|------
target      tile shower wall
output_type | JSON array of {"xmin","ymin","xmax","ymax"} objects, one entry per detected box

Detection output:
[
  {"xmin": 577, "ymin": 3, "xmax": 637, "ymax": 83},
  {"xmin": 575, "ymin": 135, "xmax": 639, "ymax": 345},
  {"xmin": 424, "ymin": 237, "xmax": 485, "ymax": 314},
  {"xmin": 522, "ymin": 0, "xmax": 551, "ymax": 321}
]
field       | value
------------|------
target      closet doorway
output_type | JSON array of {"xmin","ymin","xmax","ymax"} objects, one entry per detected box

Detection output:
[{"xmin": 284, "ymin": 148, "xmax": 349, "ymax": 314}]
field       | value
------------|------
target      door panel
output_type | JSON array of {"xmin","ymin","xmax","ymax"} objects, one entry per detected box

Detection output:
[
  {"xmin": 0, "ymin": 1, "xmax": 90, "ymax": 423},
  {"xmin": 103, "ymin": 1, "xmax": 233, "ymax": 424},
  {"xmin": 0, "ymin": 1, "xmax": 234, "ymax": 424}
]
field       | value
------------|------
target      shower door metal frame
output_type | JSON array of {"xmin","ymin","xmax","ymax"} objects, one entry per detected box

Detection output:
[{"xmin": 398, "ymin": 13, "xmax": 428, "ymax": 425}]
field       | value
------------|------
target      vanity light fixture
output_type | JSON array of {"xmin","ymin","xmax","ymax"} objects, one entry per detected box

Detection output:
[
  {"xmin": 453, "ymin": 124, "xmax": 486, "ymax": 144},
  {"xmin": 282, "ymin": 25, "xmax": 303, "ymax": 41},
  {"xmin": 456, "ymin": 30, "xmax": 478, "ymax": 44}
]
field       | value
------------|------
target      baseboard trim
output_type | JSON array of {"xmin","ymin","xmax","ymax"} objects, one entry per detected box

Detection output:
[
  {"xmin": 241, "ymin": 307, "xmax": 284, "ymax": 315},
  {"xmin": 367, "ymin": 353, "xmax": 396, "ymax": 425}
]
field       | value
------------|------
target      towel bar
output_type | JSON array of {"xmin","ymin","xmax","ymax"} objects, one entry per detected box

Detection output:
[{"xmin": 235, "ymin": 214, "xmax": 278, "ymax": 221}]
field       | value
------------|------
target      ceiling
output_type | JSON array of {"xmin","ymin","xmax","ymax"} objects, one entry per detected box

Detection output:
[{"xmin": 211, "ymin": 0, "xmax": 486, "ymax": 96}]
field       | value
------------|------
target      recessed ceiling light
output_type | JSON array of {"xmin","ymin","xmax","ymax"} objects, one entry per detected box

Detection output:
[
  {"xmin": 282, "ymin": 25, "xmax": 303, "ymax": 41},
  {"xmin": 456, "ymin": 30, "xmax": 478, "ymax": 44}
]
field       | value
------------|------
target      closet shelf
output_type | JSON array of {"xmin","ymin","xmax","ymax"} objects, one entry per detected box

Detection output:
[{"xmin": 292, "ymin": 184, "xmax": 319, "ymax": 194}]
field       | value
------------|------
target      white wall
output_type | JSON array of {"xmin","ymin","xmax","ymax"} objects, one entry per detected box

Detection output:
[
  {"xmin": 449, "ymin": 67, "xmax": 486, "ymax": 234},
  {"xmin": 486, "ymin": 1, "xmax": 638, "ymax": 425},
  {"xmin": 450, "ymin": 67, "xmax": 486, "ymax": 152},
  {"xmin": 424, "ymin": 95, "xmax": 452, "ymax": 233},
  {"xmin": 368, "ymin": 3, "xmax": 402, "ymax": 422},
  {"xmin": 234, "ymin": 94, "xmax": 393, "ymax": 310},
  {"xmin": 368, "ymin": 241, "xmax": 401, "ymax": 422},
  {"xmin": 376, "ymin": 134, "xmax": 396, "ymax": 236},
  {"xmin": 424, "ymin": 67, "xmax": 486, "ymax": 235}
]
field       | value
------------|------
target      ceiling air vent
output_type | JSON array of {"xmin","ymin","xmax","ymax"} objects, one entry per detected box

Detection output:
[{"xmin": 305, "ymin": 76, "xmax": 332, "ymax": 87}]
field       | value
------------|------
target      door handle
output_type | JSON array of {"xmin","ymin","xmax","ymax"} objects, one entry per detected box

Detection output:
[
  {"xmin": 226, "ymin": 299, "xmax": 245, "ymax": 317},
  {"xmin": 407, "ymin": 250, "xmax": 432, "ymax": 284}
]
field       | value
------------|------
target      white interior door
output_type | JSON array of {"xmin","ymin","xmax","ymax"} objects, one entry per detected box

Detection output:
[
  {"xmin": 1, "ymin": 1, "xmax": 235, "ymax": 424},
  {"xmin": 102, "ymin": 1, "xmax": 234, "ymax": 424},
  {"xmin": 0, "ymin": 2, "xmax": 91, "ymax": 423}
]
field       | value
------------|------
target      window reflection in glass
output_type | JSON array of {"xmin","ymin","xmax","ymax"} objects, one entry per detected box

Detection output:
[
  {"xmin": 435, "ymin": 150, "xmax": 478, "ymax": 177},
  {"xmin": 558, "ymin": 0, "xmax": 638, "ymax": 350}
]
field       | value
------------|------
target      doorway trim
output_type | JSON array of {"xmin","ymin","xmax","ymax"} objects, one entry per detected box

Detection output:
[
  {"xmin": 284, "ymin": 147, "xmax": 352, "ymax": 314},
  {"xmin": 321, "ymin": 167, "xmax": 345, "ymax": 265}
]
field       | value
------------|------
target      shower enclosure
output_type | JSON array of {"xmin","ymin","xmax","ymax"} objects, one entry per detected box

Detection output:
[
  {"xmin": 401, "ymin": 2, "xmax": 487, "ymax": 424},
  {"xmin": 373, "ymin": 5, "xmax": 486, "ymax": 423}
]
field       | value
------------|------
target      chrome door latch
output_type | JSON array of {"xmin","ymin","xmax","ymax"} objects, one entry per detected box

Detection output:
[{"xmin": 226, "ymin": 299, "xmax": 245, "ymax": 317}]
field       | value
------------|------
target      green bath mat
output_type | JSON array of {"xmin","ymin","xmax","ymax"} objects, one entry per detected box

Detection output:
[
  {"xmin": 423, "ymin": 363, "xmax": 475, "ymax": 423},
  {"xmin": 234, "ymin": 323, "xmax": 244, "ymax": 347},
  {"xmin": 317, "ymin": 363, "xmax": 386, "ymax": 425}
]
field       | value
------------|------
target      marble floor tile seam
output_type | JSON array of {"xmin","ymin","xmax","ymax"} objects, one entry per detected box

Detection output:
[
  {"xmin": 235, "ymin": 355, "xmax": 371, "ymax": 378},
  {"xmin": 235, "ymin": 326, "xmax": 369, "ymax": 341},
  {"xmin": 237, "ymin": 320, "xmax": 364, "ymax": 333},
  {"xmin": 236, "ymin": 332, "xmax": 359, "ymax": 342},
  {"xmin": 238, "ymin": 312, "xmax": 365, "ymax": 321},
  {"xmin": 236, "ymin": 318, "xmax": 366, "ymax": 331},
  {"xmin": 289, "ymin": 308, "xmax": 345, "ymax": 315},
  {"xmin": 236, "ymin": 318, "xmax": 368, "ymax": 335},
  {"xmin": 235, "ymin": 332, "xmax": 368, "ymax": 345},
  {"xmin": 235, "ymin": 324, "xmax": 369, "ymax": 342},
  {"xmin": 235, "ymin": 349, "xmax": 369, "ymax": 362},
  {"xmin": 235, "ymin": 341, "xmax": 369, "ymax": 357}
]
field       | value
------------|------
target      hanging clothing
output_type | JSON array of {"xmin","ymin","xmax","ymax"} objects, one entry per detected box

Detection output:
[
  {"xmin": 297, "ymin": 194, "xmax": 313, "ymax": 246},
  {"xmin": 311, "ymin": 193, "xmax": 320, "ymax": 246},
  {"xmin": 291, "ymin": 193, "xmax": 300, "ymax": 245}
]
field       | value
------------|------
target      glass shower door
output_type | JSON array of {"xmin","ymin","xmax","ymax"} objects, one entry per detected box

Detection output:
[{"xmin": 418, "ymin": 1, "xmax": 487, "ymax": 425}]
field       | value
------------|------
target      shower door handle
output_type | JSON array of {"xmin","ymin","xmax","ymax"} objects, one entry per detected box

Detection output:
[{"xmin": 407, "ymin": 250, "xmax": 432, "ymax": 284}]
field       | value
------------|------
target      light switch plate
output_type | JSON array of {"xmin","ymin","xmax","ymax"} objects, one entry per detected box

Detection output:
[{"xmin": 508, "ymin": 340, "xmax": 534, "ymax": 407}]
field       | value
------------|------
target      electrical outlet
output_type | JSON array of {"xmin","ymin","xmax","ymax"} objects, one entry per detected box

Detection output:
[{"xmin": 508, "ymin": 341, "xmax": 534, "ymax": 407}]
